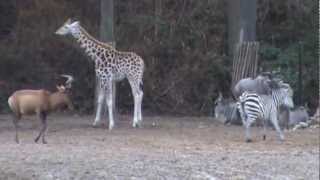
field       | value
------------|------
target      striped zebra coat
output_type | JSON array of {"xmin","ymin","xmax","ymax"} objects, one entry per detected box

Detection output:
[
  {"xmin": 213, "ymin": 92, "xmax": 241, "ymax": 125},
  {"xmin": 237, "ymin": 84, "xmax": 294, "ymax": 142}
]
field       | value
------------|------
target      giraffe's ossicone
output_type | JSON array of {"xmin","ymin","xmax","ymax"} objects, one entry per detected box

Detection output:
[{"xmin": 56, "ymin": 18, "xmax": 144, "ymax": 130}]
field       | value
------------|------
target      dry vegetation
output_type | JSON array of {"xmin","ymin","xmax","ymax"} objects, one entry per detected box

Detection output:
[{"xmin": 0, "ymin": 0, "xmax": 318, "ymax": 115}]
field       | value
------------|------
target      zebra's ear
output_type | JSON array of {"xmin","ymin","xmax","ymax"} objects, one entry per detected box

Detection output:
[{"xmin": 280, "ymin": 83, "xmax": 290, "ymax": 88}]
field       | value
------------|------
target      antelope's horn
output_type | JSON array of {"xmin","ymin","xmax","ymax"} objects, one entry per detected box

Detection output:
[{"xmin": 60, "ymin": 74, "xmax": 74, "ymax": 88}]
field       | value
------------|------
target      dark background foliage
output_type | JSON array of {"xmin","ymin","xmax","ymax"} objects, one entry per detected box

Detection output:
[{"xmin": 0, "ymin": 0, "xmax": 318, "ymax": 115}]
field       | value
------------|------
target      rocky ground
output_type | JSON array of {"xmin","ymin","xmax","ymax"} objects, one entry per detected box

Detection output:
[{"xmin": 0, "ymin": 114, "xmax": 318, "ymax": 180}]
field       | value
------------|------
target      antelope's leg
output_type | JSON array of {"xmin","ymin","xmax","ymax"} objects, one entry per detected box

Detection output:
[{"xmin": 12, "ymin": 115, "xmax": 20, "ymax": 143}]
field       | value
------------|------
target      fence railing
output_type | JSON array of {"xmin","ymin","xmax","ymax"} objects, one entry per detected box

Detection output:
[{"xmin": 231, "ymin": 41, "xmax": 260, "ymax": 89}]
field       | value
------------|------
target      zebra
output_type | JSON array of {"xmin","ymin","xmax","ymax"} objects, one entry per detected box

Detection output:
[
  {"xmin": 213, "ymin": 92, "xmax": 241, "ymax": 125},
  {"xmin": 237, "ymin": 83, "xmax": 294, "ymax": 142}
]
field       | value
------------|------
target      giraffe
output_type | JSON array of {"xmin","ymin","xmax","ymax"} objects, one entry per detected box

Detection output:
[{"xmin": 55, "ymin": 19, "xmax": 144, "ymax": 130}]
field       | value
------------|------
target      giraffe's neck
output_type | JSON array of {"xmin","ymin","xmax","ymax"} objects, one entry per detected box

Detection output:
[{"xmin": 70, "ymin": 25, "xmax": 115, "ymax": 62}]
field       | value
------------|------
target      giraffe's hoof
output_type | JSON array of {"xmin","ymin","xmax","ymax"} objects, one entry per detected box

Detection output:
[
  {"xmin": 245, "ymin": 139, "xmax": 253, "ymax": 143},
  {"xmin": 280, "ymin": 136, "xmax": 285, "ymax": 141},
  {"xmin": 108, "ymin": 124, "xmax": 114, "ymax": 130},
  {"xmin": 42, "ymin": 140, "xmax": 48, "ymax": 144},
  {"xmin": 92, "ymin": 121, "xmax": 99, "ymax": 127},
  {"xmin": 133, "ymin": 122, "xmax": 142, "ymax": 128}
]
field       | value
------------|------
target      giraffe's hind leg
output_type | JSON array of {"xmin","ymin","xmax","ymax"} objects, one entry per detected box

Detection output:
[
  {"xmin": 128, "ymin": 78, "xmax": 143, "ymax": 128},
  {"xmin": 135, "ymin": 91, "xmax": 143, "ymax": 127},
  {"xmin": 137, "ymin": 87, "xmax": 143, "ymax": 123},
  {"xmin": 132, "ymin": 93, "xmax": 139, "ymax": 128}
]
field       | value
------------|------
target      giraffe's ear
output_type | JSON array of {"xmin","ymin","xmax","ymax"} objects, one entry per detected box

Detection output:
[
  {"xmin": 70, "ymin": 21, "xmax": 80, "ymax": 27},
  {"xmin": 65, "ymin": 18, "xmax": 72, "ymax": 25}
]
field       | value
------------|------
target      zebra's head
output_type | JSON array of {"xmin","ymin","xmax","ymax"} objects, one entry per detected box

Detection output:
[
  {"xmin": 213, "ymin": 92, "xmax": 228, "ymax": 123},
  {"xmin": 278, "ymin": 83, "xmax": 294, "ymax": 108}
]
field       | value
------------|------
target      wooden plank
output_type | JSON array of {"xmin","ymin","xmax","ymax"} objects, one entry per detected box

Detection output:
[{"xmin": 231, "ymin": 41, "xmax": 260, "ymax": 89}]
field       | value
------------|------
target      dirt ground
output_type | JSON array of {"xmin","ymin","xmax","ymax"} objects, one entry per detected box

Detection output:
[{"xmin": 0, "ymin": 114, "xmax": 318, "ymax": 180}]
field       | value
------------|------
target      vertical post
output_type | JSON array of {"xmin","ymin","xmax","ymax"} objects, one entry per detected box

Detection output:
[
  {"xmin": 100, "ymin": 0, "xmax": 114, "ymax": 43},
  {"xmin": 227, "ymin": 0, "xmax": 256, "ymax": 56},
  {"xmin": 98, "ymin": 0, "xmax": 117, "ymax": 119},
  {"xmin": 298, "ymin": 41, "xmax": 303, "ymax": 105},
  {"xmin": 228, "ymin": 0, "xmax": 257, "ymax": 93},
  {"xmin": 154, "ymin": 0, "xmax": 162, "ymax": 39}
]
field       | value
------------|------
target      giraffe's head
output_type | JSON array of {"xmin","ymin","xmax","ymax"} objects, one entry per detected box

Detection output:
[{"xmin": 55, "ymin": 18, "xmax": 80, "ymax": 36}]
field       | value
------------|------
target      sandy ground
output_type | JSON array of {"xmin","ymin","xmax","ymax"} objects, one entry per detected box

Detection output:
[{"xmin": 0, "ymin": 114, "xmax": 318, "ymax": 180}]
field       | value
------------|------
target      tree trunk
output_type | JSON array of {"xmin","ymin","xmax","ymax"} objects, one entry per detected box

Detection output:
[
  {"xmin": 95, "ymin": 0, "xmax": 116, "ymax": 120},
  {"xmin": 227, "ymin": 0, "xmax": 256, "ymax": 56},
  {"xmin": 228, "ymin": 0, "xmax": 258, "ymax": 93},
  {"xmin": 154, "ymin": 0, "xmax": 162, "ymax": 39}
]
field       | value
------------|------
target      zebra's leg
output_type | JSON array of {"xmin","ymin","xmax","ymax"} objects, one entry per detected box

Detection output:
[
  {"xmin": 245, "ymin": 120, "xmax": 253, "ymax": 142},
  {"xmin": 238, "ymin": 106, "xmax": 251, "ymax": 142},
  {"xmin": 93, "ymin": 89, "xmax": 105, "ymax": 127},
  {"xmin": 270, "ymin": 113, "xmax": 284, "ymax": 141},
  {"xmin": 241, "ymin": 115, "xmax": 253, "ymax": 142},
  {"xmin": 262, "ymin": 118, "xmax": 267, "ymax": 140}
]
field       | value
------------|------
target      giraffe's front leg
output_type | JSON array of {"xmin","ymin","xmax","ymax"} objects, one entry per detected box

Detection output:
[
  {"xmin": 106, "ymin": 83, "xmax": 114, "ymax": 130},
  {"xmin": 93, "ymin": 89, "xmax": 105, "ymax": 127}
]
